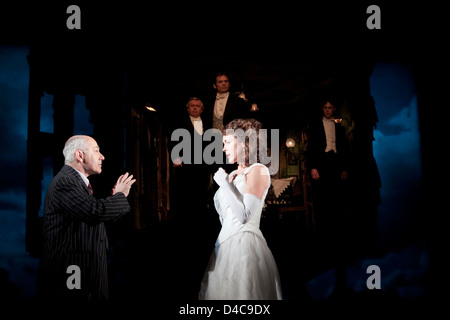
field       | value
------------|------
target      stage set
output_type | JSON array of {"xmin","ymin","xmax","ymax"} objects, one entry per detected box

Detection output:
[{"xmin": 4, "ymin": 1, "xmax": 442, "ymax": 312}]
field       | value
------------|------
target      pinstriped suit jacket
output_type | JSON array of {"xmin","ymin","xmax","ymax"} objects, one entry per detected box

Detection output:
[{"xmin": 36, "ymin": 165, "xmax": 131, "ymax": 300}]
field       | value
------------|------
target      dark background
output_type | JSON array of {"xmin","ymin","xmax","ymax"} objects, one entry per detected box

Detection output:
[{"xmin": 0, "ymin": 0, "xmax": 446, "ymax": 316}]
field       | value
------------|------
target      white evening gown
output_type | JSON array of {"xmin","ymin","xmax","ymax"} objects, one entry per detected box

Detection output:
[{"xmin": 198, "ymin": 163, "xmax": 283, "ymax": 300}]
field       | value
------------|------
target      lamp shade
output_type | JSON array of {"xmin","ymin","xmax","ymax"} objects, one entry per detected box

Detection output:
[{"xmin": 286, "ymin": 138, "xmax": 295, "ymax": 148}]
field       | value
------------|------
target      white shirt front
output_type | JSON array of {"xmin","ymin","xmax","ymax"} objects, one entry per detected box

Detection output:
[
  {"xmin": 190, "ymin": 115, "xmax": 203, "ymax": 135},
  {"xmin": 322, "ymin": 117, "xmax": 337, "ymax": 153},
  {"xmin": 214, "ymin": 92, "xmax": 229, "ymax": 119}
]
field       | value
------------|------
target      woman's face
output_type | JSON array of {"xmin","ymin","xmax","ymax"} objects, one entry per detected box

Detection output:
[{"xmin": 223, "ymin": 134, "xmax": 238, "ymax": 164}]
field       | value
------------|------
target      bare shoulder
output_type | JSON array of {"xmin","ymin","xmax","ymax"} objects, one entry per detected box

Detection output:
[
  {"xmin": 245, "ymin": 164, "xmax": 269, "ymax": 185},
  {"xmin": 244, "ymin": 164, "xmax": 269, "ymax": 198},
  {"xmin": 246, "ymin": 164, "xmax": 269, "ymax": 176}
]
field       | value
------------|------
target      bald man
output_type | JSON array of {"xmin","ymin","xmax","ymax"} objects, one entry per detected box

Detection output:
[{"xmin": 36, "ymin": 135, "xmax": 136, "ymax": 300}]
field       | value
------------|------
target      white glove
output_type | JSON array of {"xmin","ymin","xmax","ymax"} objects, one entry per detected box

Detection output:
[
  {"xmin": 213, "ymin": 167, "xmax": 229, "ymax": 187},
  {"xmin": 214, "ymin": 168, "xmax": 260, "ymax": 223}
]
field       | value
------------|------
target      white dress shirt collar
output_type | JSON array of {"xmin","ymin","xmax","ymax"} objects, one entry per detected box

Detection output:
[
  {"xmin": 72, "ymin": 166, "xmax": 90, "ymax": 186},
  {"xmin": 190, "ymin": 115, "xmax": 203, "ymax": 134}
]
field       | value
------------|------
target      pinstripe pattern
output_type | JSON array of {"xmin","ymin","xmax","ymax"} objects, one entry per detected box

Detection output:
[{"xmin": 36, "ymin": 165, "xmax": 131, "ymax": 300}]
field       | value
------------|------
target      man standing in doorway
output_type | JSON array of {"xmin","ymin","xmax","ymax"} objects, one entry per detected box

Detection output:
[{"xmin": 308, "ymin": 98, "xmax": 351, "ymax": 298}]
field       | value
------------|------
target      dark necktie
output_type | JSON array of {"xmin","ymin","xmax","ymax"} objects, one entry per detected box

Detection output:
[{"xmin": 88, "ymin": 183, "xmax": 93, "ymax": 195}]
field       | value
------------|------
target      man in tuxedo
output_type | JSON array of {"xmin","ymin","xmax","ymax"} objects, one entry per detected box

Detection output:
[
  {"xmin": 168, "ymin": 97, "xmax": 217, "ymax": 299},
  {"xmin": 170, "ymin": 97, "xmax": 212, "ymax": 222},
  {"xmin": 307, "ymin": 98, "xmax": 351, "ymax": 298},
  {"xmin": 203, "ymin": 71, "xmax": 252, "ymax": 177},
  {"xmin": 36, "ymin": 135, "xmax": 136, "ymax": 301},
  {"xmin": 204, "ymin": 71, "xmax": 251, "ymax": 132}
]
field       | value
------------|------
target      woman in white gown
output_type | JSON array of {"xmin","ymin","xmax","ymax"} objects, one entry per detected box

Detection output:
[{"xmin": 198, "ymin": 118, "xmax": 283, "ymax": 300}]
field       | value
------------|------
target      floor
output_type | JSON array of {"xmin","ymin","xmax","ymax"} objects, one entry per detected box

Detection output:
[
  {"xmin": 104, "ymin": 208, "xmax": 430, "ymax": 303},
  {"xmin": 0, "ymin": 206, "xmax": 434, "ymax": 317}
]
